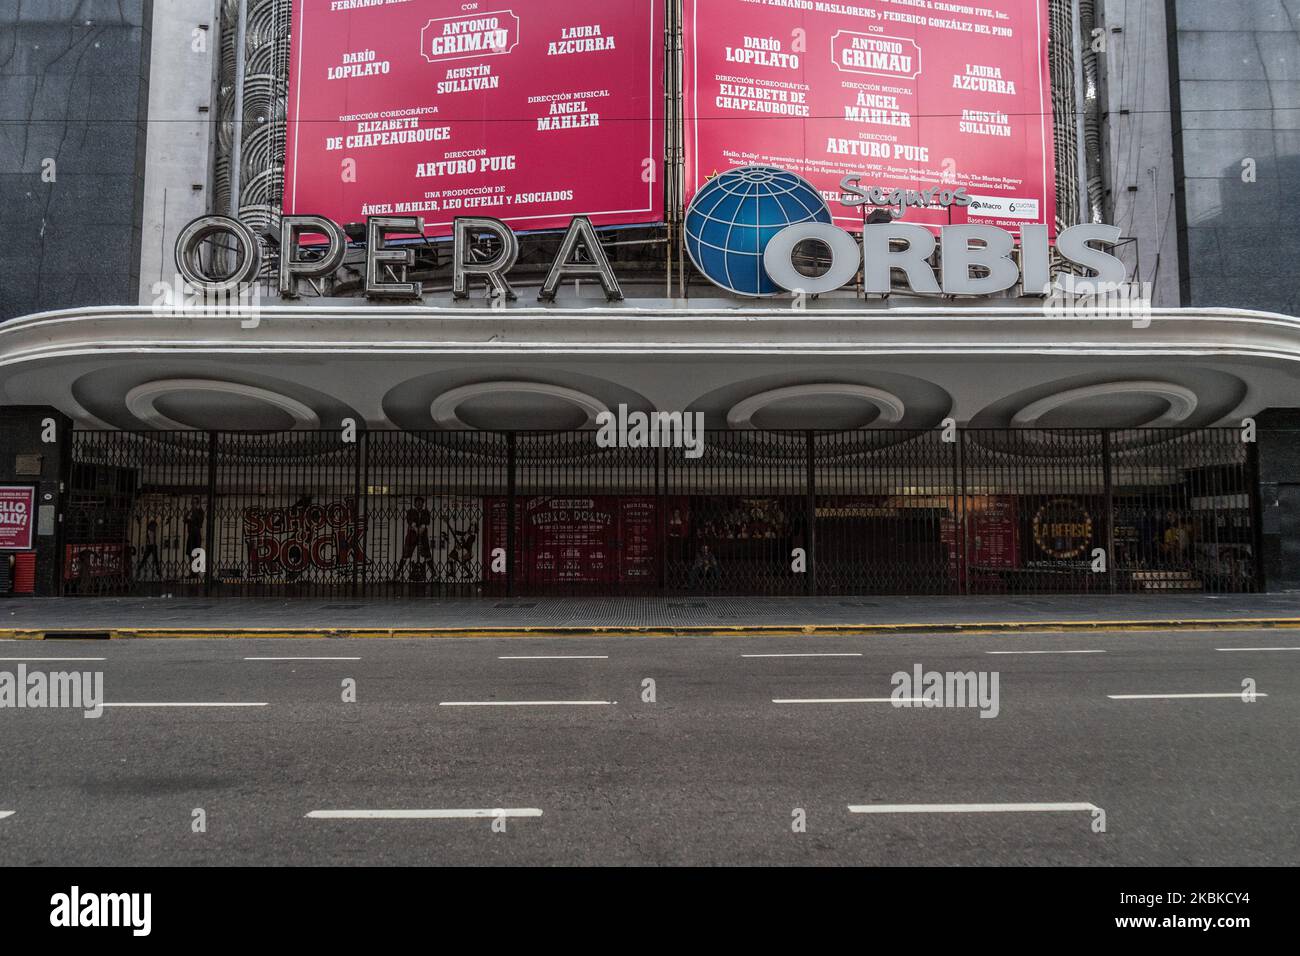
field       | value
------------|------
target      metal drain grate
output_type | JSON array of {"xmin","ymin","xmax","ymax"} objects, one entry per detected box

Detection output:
[
  {"xmin": 493, "ymin": 602, "xmax": 538, "ymax": 609},
  {"xmin": 323, "ymin": 604, "xmax": 363, "ymax": 611}
]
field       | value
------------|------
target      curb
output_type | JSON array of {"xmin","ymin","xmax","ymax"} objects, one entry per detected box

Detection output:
[{"xmin": 5, "ymin": 618, "xmax": 1300, "ymax": 640}]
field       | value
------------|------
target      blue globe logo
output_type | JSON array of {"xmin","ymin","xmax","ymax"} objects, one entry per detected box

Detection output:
[{"xmin": 684, "ymin": 166, "xmax": 832, "ymax": 297}]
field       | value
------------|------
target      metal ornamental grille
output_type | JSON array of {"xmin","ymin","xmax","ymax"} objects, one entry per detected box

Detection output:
[
  {"xmin": 1108, "ymin": 429, "xmax": 1258, "ymax": 594},
  {"xmin": 814, "ymin": 430, "xmax": 958, "ymax": 595},
  {"xmin": 511, "ymin": 432, "xmax": 660, "ymax": 595},
  {"xmin": 360, "ymin": 432, "xmax": 508, "ymax": 598},
  {"xmin": 210, "ymin": 432, "xmax": 360, "ymax": 598},
  {"xmin": 64, "ymin": 428, "xmax": 1262, "ymax": 597},
  {"xmin": 960, "ymin": 429, "xmax": 1110, "ymax": 594},
  {"xmin": 64, "ymin": 432, "xmax": 211, "ymax": 596},
  {"xmin": 664, "ymin": 431, "xmax": 808, "ymax": 595}
]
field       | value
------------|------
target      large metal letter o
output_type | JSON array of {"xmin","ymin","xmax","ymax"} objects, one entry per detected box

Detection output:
[
  {"xmin": 763, "ymin": 223, "xmax": 861, "ymax": 295},
  {"xmin": 174, "ymin": 215, "xmax": 262, "ymax": 293}
]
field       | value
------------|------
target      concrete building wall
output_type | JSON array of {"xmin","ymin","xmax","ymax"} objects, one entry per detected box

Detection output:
[
  {"xmin": 136, "ymin": 0, "xmax": 221, "ymax": 304},
  {"xmin": 1098, "ymin": 0, "xmax": 1182, "ymax": 307},
  {"xmin": 0, "ymin": 0, "xmax": 153, "ymax": 321},
  {"xmin": 1167, "ymin": 0, "xmax": 1300, "ymax": 315}
]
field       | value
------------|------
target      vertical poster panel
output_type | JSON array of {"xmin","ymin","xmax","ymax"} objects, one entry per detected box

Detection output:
[
  {"xmin": 522, "ymin": 495, "xmax": 617, "ymax": 584},
  {"xmin": 618, "ymin": 496, "xmax": 659, "ymax": 583},
  {"xmin": 284, "ymin": 0, "xmax": 664, "ymax": 237},
  {"xmin": 483, "ymin": 495, "xmax": 660, "ymax": 585},
  {"xmin": 384, "ymin": 494, "xmax": 483, "ymax": 584},
  {"xmin": 0, "ymin": 486, "xmax": 36, "ymax": 550},
  {"xmin": 682, "ymin": 0, "xmax": 1056, "ymax": 233}
]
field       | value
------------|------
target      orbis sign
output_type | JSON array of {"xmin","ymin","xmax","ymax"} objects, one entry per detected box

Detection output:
[
  {"xmin": 174, "ymin": 166, "xmax": 1125, "ymax": 302},
  {"xmin": 683, "ymin": 166, "xmax": 1125, "ymax": 298}
]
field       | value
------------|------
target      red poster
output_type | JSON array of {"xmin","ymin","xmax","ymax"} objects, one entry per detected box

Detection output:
[
  {"xmin": 242, "ymin": 498, "xmax": 367, "ymax": 578},
  {"xmin": 0, "ymin": 486, "xmax": 35, "ymax": 550},
  {"xmin": 619, "ymin": 497, "xmax": 659, "ymax": 582},
  {"xmin": 284, "ymin": 0, "xmax": 664, "ymax": 237},
  {"xmin": 63, "ymin": 544, "xmax": 125, "ymax": 581},
  {"xmin": 523, "ymin": 495, "xmax": 618, "ymax": 583},
  {"xmin": 683, "ymin": 0, "xmax": 1056, "ymax": 233},
  {"xmin": 483, "ymin": 495, "xmax": 659, "ymax": 584},
  {"xmin": 971, "ymin": 497, "xmax": 1019, "ymax": 569}
]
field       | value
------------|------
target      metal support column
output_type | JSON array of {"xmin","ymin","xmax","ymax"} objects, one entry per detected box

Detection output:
[
  {"xmin": 1101, "ymin": 428, "xmax": 1116, "ymax": 592},
  {"xmin": 203, "ymin": 432, "xmax": 218, "ymax": 597},
  {"xmin": 506, "ymin": 431, "xmax": 517, "ymax": 597},
  {"xmin": 805, "ymin": 430, "xmax": 816, "ymax": 595}
]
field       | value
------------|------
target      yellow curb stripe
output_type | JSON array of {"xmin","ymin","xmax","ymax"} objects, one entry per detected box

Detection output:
[{"xmin": 4, "ymin": 617, "xmax": 1300, "ymax": 640}]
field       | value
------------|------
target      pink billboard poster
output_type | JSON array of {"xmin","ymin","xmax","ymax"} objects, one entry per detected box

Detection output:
[
  {"xmin": 0, "ymin": 486, "xmax": 35, "ymax": 550},
  {"xmin": 683, "ymin": 0, "xmax": 1057, "ymax": 233},
  {"xmin": 284, "ymin": 0, "xmax": 665, "ymax": 237}
]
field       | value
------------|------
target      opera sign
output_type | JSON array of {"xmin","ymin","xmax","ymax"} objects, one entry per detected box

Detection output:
[{"xmin": 173, "ymin": 213, "xmax": 624, "ymax": 303}]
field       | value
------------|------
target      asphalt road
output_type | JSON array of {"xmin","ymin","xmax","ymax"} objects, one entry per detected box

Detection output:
[{"xmin": 1, "ymin": 628, "xmax": 1297, "ymax": 865}]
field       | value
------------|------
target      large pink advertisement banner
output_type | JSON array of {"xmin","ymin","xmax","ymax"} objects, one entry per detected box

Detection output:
[
  {"xmin": 683, "ymin": 0, "xmax": 1057, "ymax": 233},
  {"xmin": 284, "ymin": 0, "xmax": 664, "ymax": 238}
]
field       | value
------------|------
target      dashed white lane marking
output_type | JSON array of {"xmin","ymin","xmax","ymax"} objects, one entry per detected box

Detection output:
[
  {"xmin": 1211, "ymin": 647, "xmax": 1300, "ymax": 655},
  {"xmin": 743, "ymin": 653, "xmax": 864, "ymax": 658},
  {"xmin": 306, "ymin": 809, "xmax": 542, "ymax": 820},
  {"xmin": 0, "ymin": 811, "xmax": 14, "ymax": 819},
  {"xmin": 1107, "ymin": 693, "xmax": 1267, "ymax": 700},
  {"xmin": 849, "ymin": 802, "xmax": 1099, "ymax": 815},
  {"xmin": 497, "ymin": 655, "xmax": 609, "ymax": 660},
  {"xmin": 0, "ymin": 657, "xmax": 106, "ymax": 662},
  {"xmin": 102, "ymin": 702, "xmax": 269, "ymax": 708},
  {"xmin": 985, "ymin": 649, "xmax": 1104, "ymax": 655},
  {"xmin": 773, "ymin": 697, "xmax": 924, "ymax": 704},
  {"xmin": 439, "ymin": 700, "xmax": 614, "ymax": 707},
  {"xmin": 244, "ymin": 657, "xmax": 361, "ymax": 661}
]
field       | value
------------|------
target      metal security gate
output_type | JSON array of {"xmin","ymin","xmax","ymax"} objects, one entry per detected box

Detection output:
[
  {"xmin": 814, "ymin": 430, "xmax": 957, "ymax": 595},
  {"xmin": 62, "ymin": 427, "xmax": 1262, "ymax": 597}
]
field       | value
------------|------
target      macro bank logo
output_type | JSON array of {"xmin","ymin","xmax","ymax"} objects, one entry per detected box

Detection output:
[{"xmin": 684, "ymin": 166, "xmax": 831, "ymax": 296}]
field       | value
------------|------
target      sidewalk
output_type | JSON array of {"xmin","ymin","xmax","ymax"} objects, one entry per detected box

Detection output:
[{"xmin": 4, "ymin": 592, "xmax": 1300, "ymax": 638}]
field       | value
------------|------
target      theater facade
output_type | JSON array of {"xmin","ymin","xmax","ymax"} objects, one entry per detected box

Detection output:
[
  {"xmin": 1, "ymin": 0, "xmax": 1297, "ymax": 599},
  {"xmin": 2, "ymin": 239, "xmax": 1285, "ymax": 599}
]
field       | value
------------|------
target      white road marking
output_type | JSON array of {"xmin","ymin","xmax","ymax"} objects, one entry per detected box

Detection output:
[
  {"xmin": 244, "ymin": 657, "xmax": 361, "ymax": 661},
  {"xmin": 0, "ymin": 657, "xmax": 106, "ymax": 662},
  {"xmin": 0, "ymin": 811, "xmax": 14, "ymax": 819},
  {"xmin": 305, "ymin": 809, "xmax": 542, "ymax": 820},
  {"xmin": 1107, "ymin": 693, "xmax": 1267, "ymax": 700},
  {"xmin": 439, "ymin": 700, "xmax": 613, "ymax": 707},
  {"xmin": 497, "ymin": 655, "xmax": 609, "ymax": 660},
  {"xmin": 849, "ymin": 802, "xmax": 1099, "ymax": 814},
  {"xmin": 773, "ymin": 697, "xmax": 924, "ymax": 704},
  {"xmin": 103, "ymin": 702, "xmax": 269, "ymax": 708},
  {"xmin": 985, "ymin": 649, "xmax": 1104, "ymax": 655},
  {"xmin": 743, "ymin": 652, "xmax": 864, "ymax": 658},
  {"xmin": 1211, "ymin": 647, "xmax": 1300, "ymax": 655}
]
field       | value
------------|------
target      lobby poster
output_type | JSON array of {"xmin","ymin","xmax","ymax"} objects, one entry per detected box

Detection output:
[
  {"xmin": 0, "ymin": 486, "xmax": 35, "ymax": 550},
  {"xmin": 483, "ymin": 495, "xmax": 659, "ymax": 584}
]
